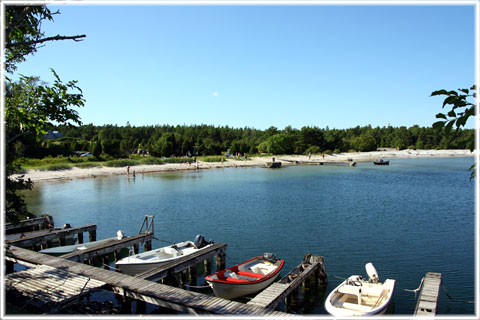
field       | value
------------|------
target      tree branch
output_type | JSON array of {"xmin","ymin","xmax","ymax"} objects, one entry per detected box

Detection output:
[{"xmin": 6, "ymin": 34, "xmax": 86, "ymax": 49}]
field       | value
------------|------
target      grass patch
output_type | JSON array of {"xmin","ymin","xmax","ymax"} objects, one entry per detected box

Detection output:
[
  {"xmin": 138, "ymin": 157, "xmax": 165, "ymax": 165},
  {"xmin": 104, "ymin": 159, "xmax": 140, "ymax": 167},
  {"xmin": 163, "ymin": 157, "xmax": 193, "ymax": 164},
  {"xmin": 202, "ymin": 156, "xmax": 225, "ymax": 163},
  {"xmin": 38, "ymin": 164, "xmax": 73, "ymax": 171},
  {"xmin": 73, "ymin": 162, "xmax": 101, "ymax": 169}
]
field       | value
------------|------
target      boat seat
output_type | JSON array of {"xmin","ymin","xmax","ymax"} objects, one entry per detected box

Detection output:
[
  {"xmin": 334, "ymin": 301, "xmax": 373, "ymax": 312},
  {"xmin": 236, "ymin": 270, "xmax": 264, "ymax": 279},
  {"xmin": 338, "ymin": 285, "xmax": 361, "ymax": 296},
  {"xmin": 361, "ymin": 286, "xmax": 385, "ymax": 297}
]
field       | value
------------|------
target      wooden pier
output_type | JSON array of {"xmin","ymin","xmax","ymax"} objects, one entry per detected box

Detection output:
[
  {"xmin": 5, "ymin": 215, "xmax": 54, "ymax": 235},
  {"xmin": 136, "ymin": 242, "xmax": 227, "ymax": 282},
  {"xmin": 5, "ymin": 245, "xmax": 292, "ymax": 316},
  {"xmin": 6, "ymin": 224, "xmax": 97, "ymax": 249},
  {"xmin": 5, "ymin": 263, "xmax": 105, "ymax": 313},
  {"xmin": 248, "ymin": 253, "xmax": 327, "ymax": 310},
  {"xmin": 265, "ymin": 161, "xmax": 282, "ymax": 168},
  {"xmin": 414, "ymin": 272, "xmax": 442, "ymax": 316}
]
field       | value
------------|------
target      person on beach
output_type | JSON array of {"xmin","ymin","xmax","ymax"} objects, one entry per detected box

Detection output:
[
  {"xmin": 133, "ymin": 170, "xmax": 136, "ymax": 178},
  {"xmin": 127, "ymin": 165, "xmax": 130, "ymax": 175}
]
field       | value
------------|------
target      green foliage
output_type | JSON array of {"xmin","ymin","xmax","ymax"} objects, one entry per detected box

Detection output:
[
  {"xmin": 432, "ymin": 85, "xmax": 476, "ymax": 138},
  {"xmin": 38, "ymin": 164, "xmax": 72, "ymax": 171},
  {"xmin": 163, "ymin": 157, "xmax": 193, "ymax": 164},
  {"xmin": 104, "ymin": 159, "xmax": 140, "ymax": 167},
  {"xmin": 202, "ymin": 156, "xmax": 225, "ymax": 162},
  {"xmin": 305, "ymin": 146, "xmax": 322, "ymax": 155},
  {"xmin": 73, "ymin": 162, "xmax": 100, "ymax": 169}
]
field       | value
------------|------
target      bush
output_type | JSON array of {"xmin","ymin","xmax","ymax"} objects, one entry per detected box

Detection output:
[
  {"xmin": 305, "ymin": 146, "xmax": 322, "ymax": 155},
  {"xmin": 104, "ymin": 159, "xmax": 140, "ymax": 167},
  {"xmin": 323, "ymin": 150, "xmax": 333, "ymax": 155},
  {"xmin": 139, "ymin": 157, "xmax": 165, "ymax": 165}
]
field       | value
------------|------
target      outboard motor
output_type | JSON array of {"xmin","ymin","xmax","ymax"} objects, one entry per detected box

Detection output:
[
  {"xmin": 346, "ymin": 275, "xmax": 363, "ymax": 286},
  {"xmin": 263, "ymin": 253, "xmax": 278, "ymax": 264},
  {"xmin": 116, "ymin": 230, "xmax": 125, "ymax": 240},
  {"xmin": 365, "ymin": 262, "xmax": 379, "ymax": 283},
  {"xmin": 193, "ymin": 234, "xmax": 208, "ymax": 249},
  {"xmin": 61, "ymin": 223, "xmax": 71, "ymax": 229}
]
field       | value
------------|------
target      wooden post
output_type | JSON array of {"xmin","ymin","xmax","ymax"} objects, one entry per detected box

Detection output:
[
  {"xmin": 40, "ymin": 240, "xmax": 48, "ymax": 250},
  {"xmin": 89, "ymin": 229, "xmax": 96, "ymax": 242},
  {"xmin": 216, "ymin": 252, "xmax": 226, "ymax": 271},
  {"xmin": 189, "ymin": 264, "xmax": 197, "ymax": 286},
  {"xmin": 103, "ymin": 255, "xmax": 110, "ymax": 270},
  {"xmin": 144, "ymin": 239, "xmax": 152, "ymax": 252},
  {"xmin": 136, "ymin": 300, "xmax": 147, "ymax": 314},
  {"xmin": 114, "ymin": 250, "xmax": 122, "ymax": 262},
  {"xmin": 133, "ymin": 244, "xmax": 139, "ymax": 254},
  {"xmin": 59, "ymin": 236, "xmax": 66, "ymax": 246},
  {"xmin": 204, "ymin": 259, "xmax": 212, "ymax": 275},
  {"xmin": 120, "ymin": 296, "xmax": 132, "ymax": 314},
  {"xmin": 77, "ymin": 232, "xmax": 84, "ymax": 244},
  {"xmin": 6, "ymin": 260, "xmax": 14, "ymax": 274}
]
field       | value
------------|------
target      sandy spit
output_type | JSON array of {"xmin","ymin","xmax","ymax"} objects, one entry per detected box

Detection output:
[{"xmin": 13, "ymin": 149, "xmax": 474, "ymax": 183}]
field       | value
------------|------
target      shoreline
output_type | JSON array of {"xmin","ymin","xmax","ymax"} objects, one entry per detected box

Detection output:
[{"xmin": 15, "ymin": 149, "xmax": 474, "ymax": 183}]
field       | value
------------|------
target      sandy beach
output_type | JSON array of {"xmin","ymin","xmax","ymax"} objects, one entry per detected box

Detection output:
[{"xmin": 15, "ymin": 149, "xmax": 474, "ymax": 183}]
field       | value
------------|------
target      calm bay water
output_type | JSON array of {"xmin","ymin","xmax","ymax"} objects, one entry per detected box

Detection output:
[{"xmin": 24, "ymin": 157, "xmax": 476, "ymax": 315}]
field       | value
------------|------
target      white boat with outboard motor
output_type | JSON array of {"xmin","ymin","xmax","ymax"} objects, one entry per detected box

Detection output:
[
  {"xmin": 39, "ymin": 230, "xmax": 125, "ymax": 256},
  {"xmin": 205, "ymin": 253, "xmax": 284, "ymax": 300},
  {"xmin": 325, "ymin": 263, "xmax": 395, "ymax": 317},
  {"xmin": 116, "ymin": 234, "xmax": 213, "ymax": 275}
]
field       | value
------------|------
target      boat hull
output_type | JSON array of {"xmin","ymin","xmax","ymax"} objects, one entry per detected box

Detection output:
[
  {"xmin": 208, "ymin": 272, "xmax": 280, "ymax": 300},
  {"xmin": 205, "ymin": 255, "xmax": 284, "ymax": 300},
  {"xmin": 116, "ymin": 240, "xmax": 213, "ymax": 276},
  {"xmin": 39, "ymin": 237, "xmax": 116, "ymax": 256},
  {"xmin": 325, "ymin": 278, "xmax": 395, "ymax": 317}
]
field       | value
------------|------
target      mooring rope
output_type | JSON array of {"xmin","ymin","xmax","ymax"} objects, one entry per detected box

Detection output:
[
  {"xmin": 441, "ymin": 283, "xmax": 474, "ymax": 304},
  {"xmin": 404, "ymin": 277, "xmax": 424, "ymax": 298}
]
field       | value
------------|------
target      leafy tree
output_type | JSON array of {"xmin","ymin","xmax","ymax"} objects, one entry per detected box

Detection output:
[
  {"xmin": 432, "ymin": 86, "xmax": 476, "ymax": 137},
  {"xmin": 5, "ymin": 5, "xmax": 86, "ymax": 223}
]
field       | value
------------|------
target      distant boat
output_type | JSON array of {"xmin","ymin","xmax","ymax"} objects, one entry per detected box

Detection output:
[
  {"xmin": 116, "ymin": 234, "xmax": 213, "ymax": 275},
  {"xmin": 39, "ymin": 230, "xmax": 125, "ymax": 256},
  {"xmin": 325, "ymin": 263, "xmax": 395, "ymax": 317},
  {"xmin": 205, "ymin": 253, "xmax": 284, "ymax": 300},
  {"xmin": 373, "ymin": 159, "xmax": 389, "ymax": 165}
]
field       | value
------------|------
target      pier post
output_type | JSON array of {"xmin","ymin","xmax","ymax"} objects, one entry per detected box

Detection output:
[
  {"xmin": 59, "ymin": 236, "xmax": 66, "ymax": 246},
  {"xmin": 103, "ymin": 255, "xmax": 110, "ymax": 270},
  {"xmin": 133, "ymin": 244, "xmax": 139, "ymax": 254},
  {"xmin": 204, "ymin": 259, "xmax": 212, "ymax": 275},
  {"xmin": 88, "ymin": 229, "xmax": 96, "ymax": 242},
  {"xmin": 216, "ymin": 252, "xmax": 226, "ymax": 271},
  {"xmin": 145, "ymin": 239, "xmax": 152, "ymax": 252},
  {"xmin": 136, "ymin": 300, "xmax": 147, "ymax": 314},
  {"xmin": 6, "ymin": 260, "xmax": 14, "ymax": 274},
  {"xmin": 189, "ymin": 264, "xmax": 197, "ymax": 286},
  {"xmin": 78, "ymin": 232, "xmax": 84, "ymax": 244},
  {"xmin": 114, "ymin": 250, "xmax": 122, "ymax": 262}
]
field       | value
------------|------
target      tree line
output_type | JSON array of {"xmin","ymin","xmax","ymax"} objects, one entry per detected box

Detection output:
[{"xmin": 14, "ymin": 123, "xmax": 474, "ymax": 160}]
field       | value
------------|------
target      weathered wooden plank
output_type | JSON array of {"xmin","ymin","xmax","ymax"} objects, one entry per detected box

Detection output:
[{"xmin": 414, "ymin": 272, "xmax": 442, "ymax": 316}]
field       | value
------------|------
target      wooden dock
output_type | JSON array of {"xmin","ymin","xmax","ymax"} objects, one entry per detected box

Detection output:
[
  {"xmin": 136, "ymin": 242, "xmax": 227, "ymax": 282},
  {"xmin": 5, "ymin": 263, "xmax": 105, "ymax": 312},
  {"xmin": 265, "ymin": 161, "xmax": 282, "ymax": 168},
  {"xmin": 414, "ymin": 272, "xmax": 442, "ymax": 316},
  {"xmin": 5, "ymin": 215, "xmax": 54, "ymax": 235},
  {"xmin": 60, "ymin": 233, "xmax": 154, "ymax": 263},
  {"xmin": 5, "ymin": 245, "xmax": 293, "ymax": 316},
  {"xmin": 6, "ymin": 224, "xmax": 97, "ymax": 248},
  {"xmin": 278, "ymin": 158, "xmax": 353, "ymax": 166},
  {"xmin": 248, "ymin": 253, "xmax": 327, "ymax": 310}
]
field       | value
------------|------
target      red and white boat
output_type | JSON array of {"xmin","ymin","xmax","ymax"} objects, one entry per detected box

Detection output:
[{"xmin": 205, "ymin": 253, "xmax": 284, "ymax": 300}]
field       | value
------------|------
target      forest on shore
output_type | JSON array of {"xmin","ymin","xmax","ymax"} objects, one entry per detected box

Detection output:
[{"xmin": 14, "ymin": 123, "xmax": 474, "ymax": 160}]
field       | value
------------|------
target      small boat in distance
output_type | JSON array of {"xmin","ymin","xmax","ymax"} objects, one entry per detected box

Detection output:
[
  {"xmin": 373, "ymin": 159, "xmax": 389, "ymax": 165},
  {"xmin": 205, "ymin": 253, "xmax": 284, "ymax": 300},
  {"xmin": 325, "ymin": 263, "xmax": 395, "ymax": 317},
  {"xmin": 116, "ymin": 234, "xmax": 213, "ymax": 275},
  {"xmin": 39, "ymin": 230, "xmax": 125, "ymax": 256}
]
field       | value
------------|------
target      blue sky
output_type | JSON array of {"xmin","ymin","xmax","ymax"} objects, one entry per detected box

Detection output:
[{"xmin": 10, "ymin": 2, "xmax": 477, "ymax": 130}]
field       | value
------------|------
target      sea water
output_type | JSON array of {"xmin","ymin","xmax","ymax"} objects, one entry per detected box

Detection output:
[{"xmin": 23, "ymin": 157, "xmax": 476, "ymax": 315}]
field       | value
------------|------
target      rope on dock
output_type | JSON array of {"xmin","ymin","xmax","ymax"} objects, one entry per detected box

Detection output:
[{"xmin": 404, "ymin": 277, "xmax": 424, "ymax": 298}]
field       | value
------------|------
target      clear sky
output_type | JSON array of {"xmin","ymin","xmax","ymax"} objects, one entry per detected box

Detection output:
[{"xmin": 10, "ymin": 1, "xmax": 477, "ymax": 130}]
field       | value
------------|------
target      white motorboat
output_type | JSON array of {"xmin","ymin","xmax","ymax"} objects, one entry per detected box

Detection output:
[
  {"xmin": 325, "ymin": 263, "xmax": 395, "ymax": 317},
  {"xmin": 116, "ymin": 234, "xmax": 213, "ymax": 275},
  {"xmin": 39, "ymin": 230, "xmax": 125, "ymax": 256},
  {"xmin": 205, "ymin": 253, "xmax": 284, "ymax": 300}
]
